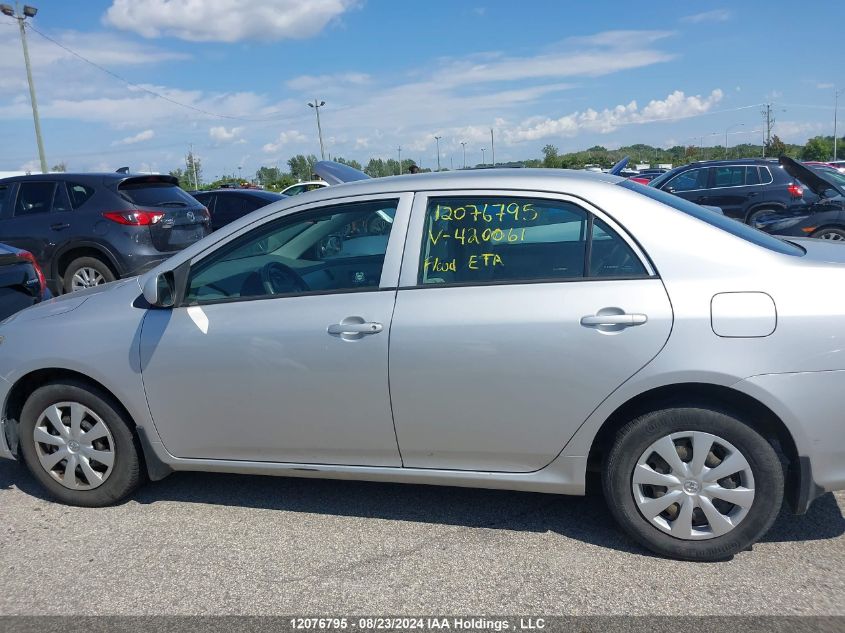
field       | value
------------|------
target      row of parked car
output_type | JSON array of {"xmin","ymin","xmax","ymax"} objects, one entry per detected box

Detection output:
[{"xmin": 1, "ymin": 156, "xmax": 843, "ymax": 321}]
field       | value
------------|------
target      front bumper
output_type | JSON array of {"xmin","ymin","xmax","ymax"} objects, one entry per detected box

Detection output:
[{"xmin": 0, "ymin": 416, "xmax": 16, "ymax": 460}]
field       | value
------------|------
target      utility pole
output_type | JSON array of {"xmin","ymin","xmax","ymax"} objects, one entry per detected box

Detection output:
[
  {"xmin": 481, "ymin": 148, "xmax": 486, "ymax": 165},
  {"xmin": 307, "ymin": 99, "xmax": 326, "ymax": 160},
  {"xmin": 460, "ymin": 141, "xmax": 467, "ymax": 169},
  {"xmin": 761, "ymin": 103, "xmax": 775, "ymax": 157},
  {"xmin": 188, "ymin": 143, "xmax": 199, "ymax": 189},
  {"xmin": 2, "ymin": 4, "xmax": 47, "ymax": 173},
  {"xmin": 490, "ymin": 128, "xmax": 495, "ymax": 166},
  {"xmin": 434, "ymin": 135, "xmax": 442, "ymax": 171},
  {"xmin": 397, "ymin": 146, "xmax": 402, "ymax": 174}
]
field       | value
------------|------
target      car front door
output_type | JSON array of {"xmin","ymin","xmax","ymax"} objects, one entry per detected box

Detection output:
[
  {"xmin": 139, "ymin": 193, "xmax": 412, "ymax": 465},
  {"xmin": 659, "ymin": 168, "xmax": 709, "ymax": 205},
  {"xmin": 0, "ymin": 181, "xmax": 60, "ymax": 276},
  {"xmin": 388, "ymin": 191, "xmax": 673, "ymax": 472}
]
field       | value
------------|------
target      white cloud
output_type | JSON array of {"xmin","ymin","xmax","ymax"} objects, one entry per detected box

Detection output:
[
  {"xmin": 115, "ymin": 129, "xmax": 155, "ymax": 145},
  {"xmin": 503, "ymin": 89, "xmax": 724, "ymax": 143},
  {"xmin": 209, "ymin": 126, "xmax": 245, "ymax": 143},
  {"xmin": 681, "ymin": 9, "xmax": 732, "ymax": 24},
  {"xmin": 262, "ymin": 130, "xmax": 308, "ymax": 153},
  {"xmin": 775, "ymin": 121, "xmax": 825, "ymax": 141},
  {"xmin": 104, "ymin": 0, "xmax": 359, "ymax": 42},
  {"xmin": 286, "ymin": 73, "xmax": 371, "ymax": 91},
  {"xmin": 817, "ymin": 83, "xmax": 835, "ymax": 89}
]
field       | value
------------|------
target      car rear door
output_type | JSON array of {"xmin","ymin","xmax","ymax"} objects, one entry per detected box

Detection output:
[
  {"xmin": 388, "ymin": 190, "xmax": 673, "ymax": 472},
  {"xmin": 0, "ymin": 180, "xmax": 60, "ymax": 275},
  {"xmin": 700, "ymin": 165, "xmax": 764, "ymax": 220}
]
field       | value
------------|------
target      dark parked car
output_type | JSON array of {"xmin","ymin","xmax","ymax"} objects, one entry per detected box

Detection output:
[
  {"xmin": 648, "ymin": 159, "xmax": 811, "ymax": 224},
  {"xmin": 190, "ymin": 189, "xmax": 285, "ymax": 231},
  {"xmin": 0, "ymin": 242, "xmax": 49, "ymax": 320},
  {"xmin": 754, "ymin": 157, "xmax": 845, "ymax": 240},
  {"xmin": 0, "ymin": 173, "xmax": 211, "ymax": 294}
]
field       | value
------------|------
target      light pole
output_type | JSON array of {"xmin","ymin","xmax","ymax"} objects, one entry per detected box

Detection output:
[
  {"xmin": 397, "ymin": 146, "xmax": 402, "ymax": 174},
  {"xmin": 460, "ymin": 141, "xmax": 467, "ymax": 169},
  {"xmin": 480, "ymin": 147, "xmax": 486, "ymax": 165},
  {"xmin": 434, "ymin": 135, "xmax": 442, "ymax": 171},
  {"xmin": 490, "ymin": 128, "xmax": 495, "ymax": 166},
  {"xmin": 238, "ymin": 165, "xmax": 242, "ymax": 181},
  {"xmin": 725, "ymin": 123, "xmax": 744, "ymax": 159},
  {"xmin": 307, "ymin": 99, "xmax": 326, "ymax": 160},
  {"xmin": 2, "ymin": 3, "xmax": 47, "ymax": 174}
]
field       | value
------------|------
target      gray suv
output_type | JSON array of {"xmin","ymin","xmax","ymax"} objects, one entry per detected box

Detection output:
[{"xmin": 0, "ymin": 173, "xmax": 211, "ymax": 294}]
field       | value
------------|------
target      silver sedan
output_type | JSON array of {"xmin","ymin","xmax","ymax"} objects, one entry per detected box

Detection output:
[{"xmin": 0, "ymin": 167, "xmax": 843, "ymax": 561}]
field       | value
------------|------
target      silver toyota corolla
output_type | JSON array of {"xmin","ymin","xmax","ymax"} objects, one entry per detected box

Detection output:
[{"xmin": 0, "ymin": 167, "xmax": 843, "ymax": 561}]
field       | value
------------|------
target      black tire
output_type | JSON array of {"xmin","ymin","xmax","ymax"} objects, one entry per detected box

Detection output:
[
  {"xmin": 62, "ymin": 256, "xmax": 116, "ymax": 294},
  {"xmin": 18, "ymin": 381, "xmax": 144, "ymax": 506},
  {"xmin": 811, "ymin": 227, "xmax": 845, "ymax": 241},
  {"xmin": 602, "ymin": 405, "xmax": 784, "ymax": 561},
  {"xmin": 745, "ymin": 208, "xmax": 777, "ymax": 227}
]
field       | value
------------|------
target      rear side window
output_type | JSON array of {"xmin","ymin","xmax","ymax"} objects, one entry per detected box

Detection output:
[
  {"xmin": 419, "ymin": 196, "xmax": 646, "ymax": 286},
  {"xmin": 0, "ymin": 184, "xmax": 9, "ymax": 215},
  {"xmin": 118, "ymin": 181, "xmax": 197, "ymax": 208},
  {"xmin": 712, "ymin": 166, "xmax": 746, "ymax": 187},
  {"xmin": 14, "ymin": 182, "xmax": 55, "ymax": 216},
  {"xmin": 745, "ymin": 166, "xmax": 761, "ymax": 185},
  {"xmin": 759, "ymin": 167, "xmax": 774, "ymax": 184},
  {"xmin": 67, "ymin": 182, "xmax": 95, "ymax": 208}
]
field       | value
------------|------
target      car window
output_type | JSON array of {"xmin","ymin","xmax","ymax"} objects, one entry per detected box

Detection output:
[
  {"xmin": 118, "ymin": 182, "xmax": 197, "ymax": 207},
  {"xmin": 618, "ymin": 180, "xmax": 804, "ymax": 256},
  {"xmin": 14, "ymin": 182, "xmax": 55, "ymax": 216},
  {"xmin": 418, "ymin": 196, "xmax": 646, "ymax": 286},
  {"xmin": 66, "ymin": 182, "xmax": 95, "ymax": 209},
  {"xmin": 590, "ymin": 218, "xmax": 647, "ymax": 277},
  {"xmin": 185, "ymin": 198, "xmax": 398, "ymax": 304},
  {"xmin": 745, "ymin": 166, "xmax": 761, "ymax": 185},
  {"xmin": 0, "ymin": 184, "xmax": 9, "ymax": 215},
  {"xmin": 713, "ymin": 166, "xmax": 746, "ymax": 188},
  {"xmin": 52, "ymin": 181, "xmax": 72, "ymax": 212},
  {"xmin": 192, "ymin": 192, "xmax": 212, "ymax": 206},
  {"xmin": 664, "ymin": 168, "xmax": 707, "ymax": 192},
  {"xmin": 285, "ymin": 185, "xmax": 305, "ymax": 196},
  {"xmin": 214, "ymin": 194, "xmax": 247, "ymax": 216},
  {"xmin": 759, "ymin": 167, "xmax": 774, "ymax": 184}
]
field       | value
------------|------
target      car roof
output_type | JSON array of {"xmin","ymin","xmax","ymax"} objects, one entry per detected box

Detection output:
[
  {"xmin": 195, "ymin": 189, "xmax": 285, "ymax": 199},
  {"xmin": 682, "ymin": 159, "xmax": 779, "ymax": 167},
  {"xmin": 275, "ymin": 168, "xmax": 622, "ymax": 203},
  {"xmin": 0, "ymin": 172, "xmax": 177, "ymax": 185},
  {"xmin": 284, "ymin": 180, "xmax": 327, "ymax": 187}
]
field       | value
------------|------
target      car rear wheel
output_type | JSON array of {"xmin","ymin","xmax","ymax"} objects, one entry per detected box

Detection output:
[
  {"xmin": 746, "ymin": 208, "xmax": 778, "ymax": 228},
  {"xmin": 811, "ymin": 227, "xmax": 845, "ymax": 241},
  {"xmin": 63, "ymin": 256, "xmax": 116, "ymax": 293},
  {"xmin": 603, "ymin": 405, "xmax": 783, "ymax": 561},
  {"xmin": 18, "ymin": 381, "xmax": 144, "ymax": 506}
]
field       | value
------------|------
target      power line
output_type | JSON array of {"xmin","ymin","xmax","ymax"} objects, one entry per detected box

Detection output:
[{"xmin": 19, "ymin": 21, "xmax": 295, "ymax": 122}]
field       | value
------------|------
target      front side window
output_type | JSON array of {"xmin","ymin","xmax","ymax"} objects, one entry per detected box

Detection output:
[
  {"xmin": 14, "ymin": 182, "xmax": 55, "ymax": 216},
  {"xmin": 664, "ymin": 168, "xmax": 707, "ymax": 192},
  {"xmin": 185, "ymin": 198, "xmax": 398, "ymax": 304},
  {"xmin": 418, "ymin": 196, "xmax": 645, "ymax": 286},
  {"xmin": 0, "ymin": 184, "xmax": 9, "ymax": 215}
]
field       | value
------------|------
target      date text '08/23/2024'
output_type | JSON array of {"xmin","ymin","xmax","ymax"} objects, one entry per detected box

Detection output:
[{"xmin": 423, "ymin": 202, "xmax": 541, "ymax": 274}]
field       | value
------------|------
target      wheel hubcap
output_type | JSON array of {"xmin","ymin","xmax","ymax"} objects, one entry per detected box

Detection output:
[
  {"xmin": 818, "ymin": 231, "xmax": 844, "ymax": 241},
  {"xmin": 33, "ymin": 402, "xmax": 115, "ymax": 491},
  {"xmin": 71, "ymin": 267, "xmax": 105, "ymax": 290},
  {"xmin": 631, "ymin": 431, "xmax": 755, "ymax": 540}
]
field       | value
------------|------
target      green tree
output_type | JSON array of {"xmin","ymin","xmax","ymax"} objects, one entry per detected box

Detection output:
[
  {"xmin": 287, "ymin": 154, "xmax": 318, "ymax": 181},
  {"xmin": 541, "ymin": 144, "xmax": 559, "ymax": 168},
  {"xmin": 801, "ymin": 136, "xmax": 833, "ymax": 161},
  {"xmin": 334, "ymin": 157, "xmax": 363, "ymax": 171},
  {"xmin": 184, "ymin": 151, "xmax": 202, "ymax": 188},
  {"xmin": 169, "ymin": 168, "xmax": 192, "ymax": 190},
  {"xmin": 764, "ymin": 134, "xmax": 787, "ymax": 158},
  {"xmin": 51, "ymin": 162, "xmax": 67, "ymax": 172}
]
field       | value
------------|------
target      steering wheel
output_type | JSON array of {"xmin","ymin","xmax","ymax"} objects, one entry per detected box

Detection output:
[{"xmin": 259, "ymin": 261, "xmax": 309, "ymax": 295}]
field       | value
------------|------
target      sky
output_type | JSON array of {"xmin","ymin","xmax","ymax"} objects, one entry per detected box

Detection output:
[{"xmin": 0, "ymin": 0, "xmax": 841, "ymax": 179}]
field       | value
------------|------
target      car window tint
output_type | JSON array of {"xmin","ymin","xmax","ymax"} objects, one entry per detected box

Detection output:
[
  {"xmin": 214, "ymin": 194, "xmax": 247, "ymax": 216},
  {"xmin": 590, "ymin": 218, "xmax": 647, "ymax": 277},
  {"xmin": 665, "ymin": 168, "xmax": 707, "ymax": 192},
  {"xmin": 192, "ymin": 192, "xmax": 212, "ymax": 206},
  {"xmin": 52, "ymin": 181, "xmax": 72, "ymax": 212},
  {"xmin": 118, "ymin": 182, "xmax": 197, "ymax": 207},
  {"xmin": 713, "ymin": 166, "xmax": 746, "ymax": 187},
  {"xmin": 419, "ymin": 197, "xmax": 590, "ymax": 285},
  {"xmin": 285, "ymin": 185, "xmax": 305, "ymax": 195},
  {"xmin": 185, "ymin": 198, "xmax": 398, "ymax": 304},
  {"xmin": 759, "ymin": 167, "xmax": 774, "ymax": 184},
  {"xmin": 0, "ymin": 184, "xmax": 9, "ymax": 215},
  {"xmin": 14, "ymin": 182, "xmax": 55, "ymax": 216},
  {"xmin": 745, "ymin": 166, "xmax": 761, "ymax": 185},
  {"xmin": 67, "ymin": 182, "xmax": 95, "ymax": 208}
]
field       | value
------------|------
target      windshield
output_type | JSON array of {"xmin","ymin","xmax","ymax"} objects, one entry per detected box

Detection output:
[
  {"xmin": 118, "ymin": 182, "xmax": 199, "ymax": 208},
  {"xmin": 618, "ymin": 180, "xmax": 804, "ymax": 256},
  {"xmin": 810, "ymin": 166, "xmax": 845, "ymax": 190}
]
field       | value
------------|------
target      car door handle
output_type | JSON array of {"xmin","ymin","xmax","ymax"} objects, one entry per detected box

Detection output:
[
  {"xmin": 327, "ymin": 321, "xmax": 383, "ymax": 335},
  {"xmin": 580, "ymin": 313, "xmax": 648, "ymax": 327},
  {"xmin": 50, "ymin": 223, "xmax": 70, "ymax": 231}
]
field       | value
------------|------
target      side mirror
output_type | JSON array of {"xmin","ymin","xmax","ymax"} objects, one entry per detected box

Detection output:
[{"xmin": 142, "ymin": 272, "xmax": 175, "ymax": 308}]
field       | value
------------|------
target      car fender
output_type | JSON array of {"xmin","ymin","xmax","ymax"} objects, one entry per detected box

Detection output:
[{"xmin": 50, "ymin": 239, "xmax": 124, "ymax": 281}]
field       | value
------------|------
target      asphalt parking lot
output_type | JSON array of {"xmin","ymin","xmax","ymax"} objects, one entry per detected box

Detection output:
[{"xmin": 0, "ymin": 459, "xmax": 843, "ymax": 615}]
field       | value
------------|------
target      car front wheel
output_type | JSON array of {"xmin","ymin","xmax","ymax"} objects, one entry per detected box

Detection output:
[
  {"xmin": 811, "ymin": 227, "xmax": 845, "ymax": 241},
  {"xmin": 19, "ymin": 381, "xmax": 144, "ymax": 506},
  {"xmin": 603, "ymin": 405, "xmax": 784, "ymax": 561},
  {"xmin": 63, "ymin": 256, "xmax": 116, "ymax": 293}
]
